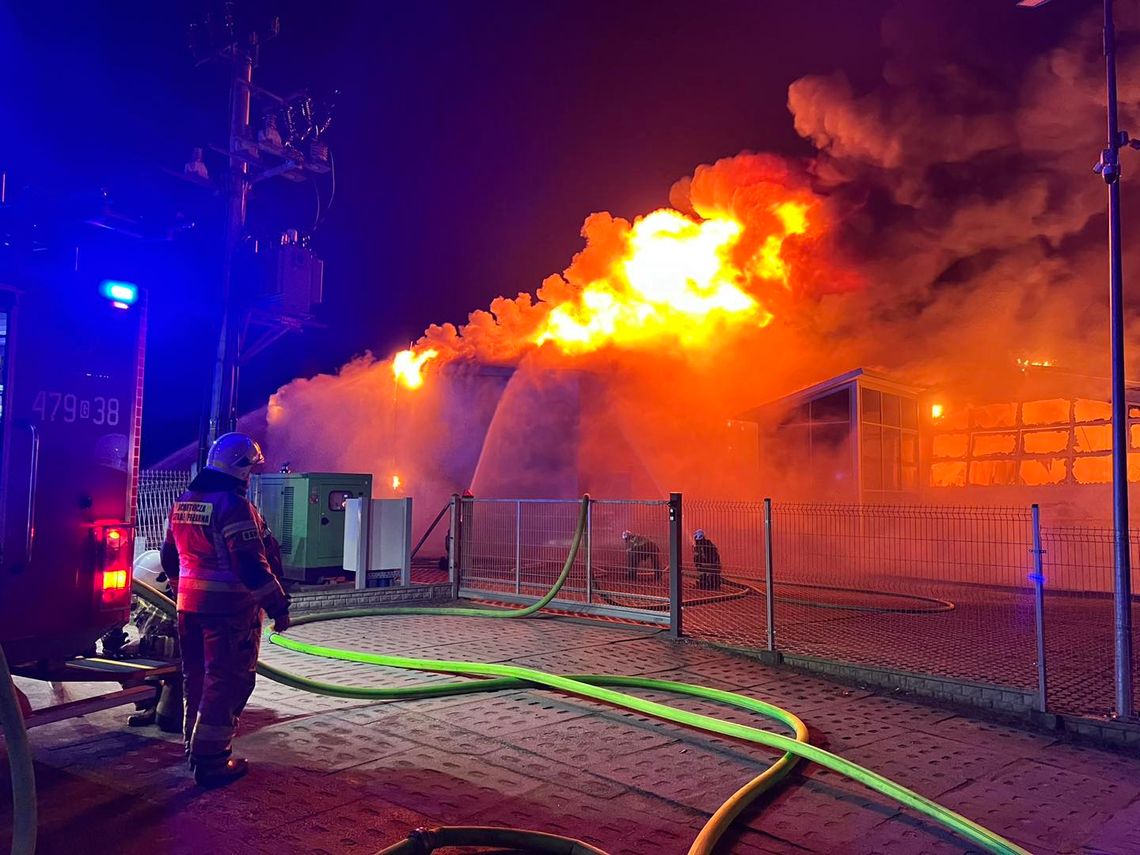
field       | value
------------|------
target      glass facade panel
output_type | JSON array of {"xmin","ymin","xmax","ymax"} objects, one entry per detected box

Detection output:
[
  {"xmin": 882, "ymin": 394, "xmax": 901, "ymax": 427},
  {"xmin": 901, "ymin": 397, "xmax": 918, "ymax": 430},
  {"xmin": 859, "ymin": 385, "xmax": 918, "ymax": 495},
  {"xmin": 861, "ymin": 388, "xmax": 881, "ymax": 423},
  {"xmin": 883, "ymin": 427, "xmax": 901, "ymax": 490},
  {"xmin": 811, "ymin": 389, "xmax": 850, "ymax": 423},
  {"xmin": 861, "ymin": 423, "xmax": 883, "ymax": 490}
]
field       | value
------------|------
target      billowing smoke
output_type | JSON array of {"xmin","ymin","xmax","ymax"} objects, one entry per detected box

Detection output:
[
  {"xmin": 265, "ymin": 1, "xmax": 1140, "ymax": 530},
  {"xmin": 786, "ymin": 1, "xmax": 1140, "ymax": 391}
]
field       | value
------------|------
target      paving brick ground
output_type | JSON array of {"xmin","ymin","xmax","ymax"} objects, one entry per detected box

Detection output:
[
  {"xmin": 436, "ymin": 558, "xmax": 1140, "ymax": 718},
  {"xmin": 5, "ymin": 608, "xmax": 1140, "ymax": 854}
]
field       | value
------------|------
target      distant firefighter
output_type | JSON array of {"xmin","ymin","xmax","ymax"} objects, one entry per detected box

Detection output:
[
  {"xmin": 184, "ymin": 146, "xmax": 209, "ymax": 180},
  {"xmin": 693, "ymin": 529, "xmax": 722, "ymax": 591},
  {"xmin": 622, "ymin": 530, "xmax": 661, "ymax": 580}
]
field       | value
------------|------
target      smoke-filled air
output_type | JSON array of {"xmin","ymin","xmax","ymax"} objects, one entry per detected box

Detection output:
[{"xmin": 266, "ymin": 2, "xmax": 1140, "ymax": 525}]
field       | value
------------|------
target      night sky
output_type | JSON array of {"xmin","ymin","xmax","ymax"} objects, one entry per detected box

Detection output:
[{"xmin": 0, "ymin": 0, "xmax": 1096, "ymax": 463}]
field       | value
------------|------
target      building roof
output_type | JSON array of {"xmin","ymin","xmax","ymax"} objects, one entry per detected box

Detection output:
[{"xmin": 736, "ymin": 367, "xmax": 922, "ymax": 423}]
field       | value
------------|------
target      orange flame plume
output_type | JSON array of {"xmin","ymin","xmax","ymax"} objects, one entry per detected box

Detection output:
[{"xmin": 390, "ymin": 154, "xmax": 849, "ymax": 390}]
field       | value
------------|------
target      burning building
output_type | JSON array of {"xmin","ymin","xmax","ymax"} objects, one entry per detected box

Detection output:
[{"xmin": 743, "ymin": 363, "xmax": 1140, "ymax": 518}]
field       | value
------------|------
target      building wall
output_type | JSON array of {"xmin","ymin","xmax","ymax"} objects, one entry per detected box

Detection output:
[{"xmin": 927, "ymin": 397, "xmax": 1140, "ymax": 493}]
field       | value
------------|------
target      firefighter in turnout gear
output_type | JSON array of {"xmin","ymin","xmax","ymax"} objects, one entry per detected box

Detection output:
[
  {"xmin": 161, "ymin": 433, "xmax": 290, "ymax": 787},
  {"xmin": 621, "ymin": 530, "xmax": 662, "ymax": 580},
  {"xmin": 693, "ymin": 529, "xmax": 722, "ymax": 591}
]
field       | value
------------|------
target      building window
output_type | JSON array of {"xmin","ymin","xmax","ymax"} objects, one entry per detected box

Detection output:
[
  {"xmin": 773, "ymin": 387, "xmax": 855, "ymax": 496},
  {"xmin": 860, "ymin": 387, "xmax": 919, "ymax": 495}
]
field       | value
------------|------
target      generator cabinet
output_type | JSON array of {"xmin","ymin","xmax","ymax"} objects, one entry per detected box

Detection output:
[{"xmin": 252, "ymin": 472, "xmax": 373, "ymax": 582}]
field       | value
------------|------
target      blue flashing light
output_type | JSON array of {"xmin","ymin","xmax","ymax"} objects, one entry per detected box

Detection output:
[{"xmin": 99, "ymin": 280, "xmax": 138, "ymax": 306}]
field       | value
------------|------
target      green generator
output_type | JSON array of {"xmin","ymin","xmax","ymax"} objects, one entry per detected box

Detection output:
[{"xmin": 251, "ymin": 472, "xmax": 373, "ymax": 582}]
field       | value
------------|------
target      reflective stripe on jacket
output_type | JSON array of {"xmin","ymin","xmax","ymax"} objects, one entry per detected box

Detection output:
[{"xmin": 165, "ymin": 485, "xmax": 286, "ymax": 615}]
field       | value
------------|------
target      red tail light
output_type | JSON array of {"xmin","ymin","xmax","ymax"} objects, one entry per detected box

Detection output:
[{"xmin": 94, "ymin": 523, "xmax": 133, "ymax": 608}]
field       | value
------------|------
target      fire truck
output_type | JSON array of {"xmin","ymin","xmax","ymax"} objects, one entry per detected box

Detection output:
[
  {"xmin": 0, "ymin": 275, "xmax": 143, "ymax": 664},
  {"xmin": 0, "ymin": 199, "xmax": 173, "ymax": 723}
]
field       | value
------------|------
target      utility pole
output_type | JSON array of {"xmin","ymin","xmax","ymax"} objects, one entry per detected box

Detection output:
[
  {"xmin": 205, "ymin": 36, "xmax": 255, "ymax": 457},
  {"xmin": 190, "ymin": 7, "xmax": 329, "ymax": 468}
]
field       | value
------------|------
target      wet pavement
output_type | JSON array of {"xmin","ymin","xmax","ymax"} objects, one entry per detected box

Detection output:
[{"xmin": 5, "ymin": 608, "xmax": 1140, "ymax": 854}]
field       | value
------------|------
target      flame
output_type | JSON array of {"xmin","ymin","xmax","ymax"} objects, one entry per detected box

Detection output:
[
  {"xmin": 393, "ymin": 348, "xmax": 439, "ymax": 390},
  {"xmin": 385, "ymin": 155, "xmax": 841, "ymax": 390},
  {"xmin": 391, "ymin": 474, "xmax": 402, "ymax": 491},
  {"xmin": 535, "ymin": 210, "xmax": 766, "ymax": 353},
  {"xmin": 753, "ymin": 201, "xmax": 810, "ymax": 288}
]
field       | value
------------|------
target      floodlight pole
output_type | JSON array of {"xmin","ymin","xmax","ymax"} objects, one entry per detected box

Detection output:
[
  {"xmin": 1019, "ymin": 0, "xmax": 1134, "ymax": 715},
  {"xmin": 1100, "ymin": 0, "xmax": 1134, "ymax": 719}
]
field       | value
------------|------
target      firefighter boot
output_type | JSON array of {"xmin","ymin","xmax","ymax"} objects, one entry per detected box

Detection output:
[
  {"xmin": 155, "ymin": 681, "xmax": 183, "ymax": 734},
  {"xmin": 127, "ymin": 705, "xmax": 157, "ymax": 727},
  {"xmin": 193, "ymin": 755, "xmax": 249, "ymax": 787},
  {"xmin": 127, "ymin": 687, "xmax": 159, "ymax": 727}
]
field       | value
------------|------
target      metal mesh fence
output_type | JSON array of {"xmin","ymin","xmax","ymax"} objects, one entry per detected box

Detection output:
[
  {"xmin": 772, "ymin": 503, "xmax": 1037, "ymax": 691},
  {"xmin": 1038, "ymin": 525, "xmax": 1140, "ymax": 717},
  {"xmin": 457, "ymin": 498, "xmax": 671, "ymax": 621},
  {"xmin": 678, "ymin": 500, "xmax": 769, "ymax": 647},
  {"xmin": 683, "ymin": 501, "xmax": 1040, "ymax": 695},
  {"xmin": 136, "ymin": 469, "xmax": 191, "ymax": 551}
]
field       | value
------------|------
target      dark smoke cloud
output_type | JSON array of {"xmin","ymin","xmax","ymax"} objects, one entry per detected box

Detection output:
[{"xmin": 786, "ymin": 1, "xmax": 1140, "ymax": 389}]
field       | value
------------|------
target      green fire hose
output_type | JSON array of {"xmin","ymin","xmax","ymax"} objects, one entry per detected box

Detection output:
[
  {"xmin": 130, "ymin": 493, "xmax": 1031, "ymax": 855},
  {"xmin": 0, "ymin": 642, "xmax": 37, "ymax": 855}
]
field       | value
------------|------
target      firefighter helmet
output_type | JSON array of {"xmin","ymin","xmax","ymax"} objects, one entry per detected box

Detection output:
[
  {"xmin": 694, "ymin": 529, "xmax": 706, "ymax": 541},
  {"xmin": 621, "ymin": 530, "xmax": 632, "ymax": 541},
  {"xmin": 206, "ymin": 432, "xmax": 265, "ymax": 482},
  {"xmin": 133, "ymin": 549, "xmax": 173, "ymax": 597}
]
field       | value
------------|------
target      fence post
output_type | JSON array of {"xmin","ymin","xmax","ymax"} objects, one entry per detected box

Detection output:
[
  {"xmin": 515, "ymin": 500, "xmax": 522, "ymax": 594},
  {"xmin": 448, "ymin": 493, "xmax": 460, "ymax": 596},
  {"xmin": 585, "ymin": 500, "xmax": 593, "ymax": 604},
  {"xmin": 669, "ymin": 492, "xmax": 683, "ymax": 639},
  {"xmin": 764, "ymin": 497, "xmax": 776, "ymax": 653},
  {"xmin": 1031, "ymin": 503, "xmax": 1048, "ymax": 713}
]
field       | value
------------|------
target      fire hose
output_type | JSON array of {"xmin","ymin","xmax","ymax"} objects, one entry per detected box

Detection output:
[
  {"xmin": 127, "ymin": 495, "xmax": 1031, "ymax": 855},
  {"xmin": 0, "ymin": 642, "xmax": 37, "ymax": 855}
]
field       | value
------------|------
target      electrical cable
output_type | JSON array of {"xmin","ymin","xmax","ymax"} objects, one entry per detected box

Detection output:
[
  {"xmin": 130, "ymin": 494, "xmax": 1030, "ymax": 855},
  {"xmin": 0, "ymin": 643, "xmax": 37, "ymax": 855}
]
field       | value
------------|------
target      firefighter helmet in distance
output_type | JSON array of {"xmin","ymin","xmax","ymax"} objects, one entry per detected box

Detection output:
[
  {"xmin": 206, "ymin": 432, "xmax": 265, "ymax": 481},
  {"xmin": 694, "ymin": 529, "xmax": 706, "ymax": 541},
  {"xmin": 621, "ymin": 530, "xmax": 632, "ymax": 541}
]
